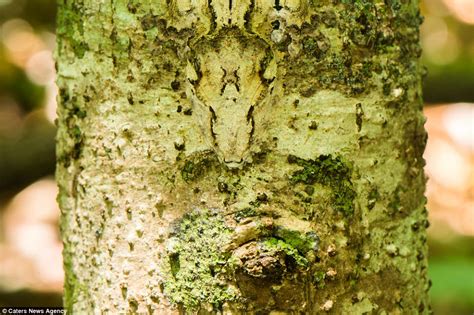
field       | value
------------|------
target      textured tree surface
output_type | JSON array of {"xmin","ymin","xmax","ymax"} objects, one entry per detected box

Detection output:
[{"xmin": 56, "ymin": 0, "xmax": 430, "ymax": 313}]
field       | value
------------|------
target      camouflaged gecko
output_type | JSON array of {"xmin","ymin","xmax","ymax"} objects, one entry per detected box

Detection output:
[{"xmin": 185, "ymin": 2, "xmax": 277, "ymax": 169}]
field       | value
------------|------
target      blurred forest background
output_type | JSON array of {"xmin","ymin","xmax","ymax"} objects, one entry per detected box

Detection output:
[{"xmin": 0, "ymin": 0, "xmax": 472, "ymax": 313}]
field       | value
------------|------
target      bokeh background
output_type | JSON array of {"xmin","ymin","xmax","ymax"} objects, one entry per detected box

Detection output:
[{"xmin": 0, "ymin": 0, "xmax": 472, "ymax": 313}]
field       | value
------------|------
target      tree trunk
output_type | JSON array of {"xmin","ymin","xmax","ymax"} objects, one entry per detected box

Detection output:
[{"xmin": 56, "ymin": 0, "xmax": 430, "ymax": 313}]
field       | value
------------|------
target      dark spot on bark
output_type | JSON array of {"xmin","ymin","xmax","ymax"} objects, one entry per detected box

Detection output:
[
  {"xmin": 127, "ymin": 92, "xmax": 134, "ymax": 105},
  {"xmin": 257, "ymin": 193, "xmax": 268, "ymax": 203},
  {"xmin": 171, "ymin": 80, "xmax": 180, "ymax": 91},
  {"xmin": 274, "ymin": 0, "xmax": 283, "ymax": 11},
  {"xmin": 417, "ymin": 252, "xmax": 424, "ymax": 261},
  {"xmin": 141, "ymin": 14, "xmax": 158, "ymax": 31},
  {"xmin": 218, "ymin": 182, "xmax": 229, "ymax": 193},
  {"xmin": 287, "ymin": 154, "xmax": 298, "ymax": 164},
  {"xmin": 121, "ymin": 285, "xmax": 127, "ymax": 299},
  {"xmin": 129, "ymin": 299, "xmax": 138, "ymax": 312},
  {"xmin": 383, "ymin": 83, "xmax": 391, "ymax": 96},
  {"xmin": 304, "ymin": 186, "xmax": 315, "ymax": 195},
  {"xmin": 418, "ymin": 302, "xmax": 425, "ymax": 313},
  {"xmin": 127, "ymin": 2, "xmax": 137, "ymax": 13},
  {"xmin": 356, "ymin": 103, "xmax": 363, "ymax": 132},
  {"xmin": 271, "ymin": 20, "xmax": 280, "ymax": 30},
  {"xmin": 174, "ymin": 142, "xmax": 185, "ymax": 151},
  {"xmin": 309, "ymin": 121, "xmax": 318, "ymax": 130}
]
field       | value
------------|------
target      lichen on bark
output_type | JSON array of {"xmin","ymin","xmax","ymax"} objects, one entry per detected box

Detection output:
[{"xmin": 163, "ymin": 209, "xmax": 237, "ymax": 310}]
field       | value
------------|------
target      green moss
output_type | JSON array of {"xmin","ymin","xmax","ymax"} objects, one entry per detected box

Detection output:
[
  {"xmin": 333, "ymin": 181, "xmax": 357, "ymax": 215},
  {"xmin": 62, "ymin": 248, "xmax": 89, "ymax": 313},
  {"xmin": 71, "ymin": 126, "xmax": 81, "ymax": 139},
  {"xmin": 57, "ymin": 91, "xmax": 86, "ymax": 167},
  {"xmin": 110, "ymin": 29, "xmax": 132, "ymax": 65},
  {"xmin": 288, "ymin": 154, "xmax": 356, "ymax": 215},
  {"xmin": 169, "ymin": 253, "xmax": 180, "ymax": 278},
  {"xmin": 389, "ymin": 185, "xmax": 402, "ymax": 212},
  {"xmin": 57, "ymin": 1, "xmax": 89, "ymax": 58},
  {"xmin": 248, "ymin": 193, "xmax": 268, "ymax": 208},
  {"xmin": 62, "ymin": 254, "xmax": 76, "ymax": 311},
  {"xmin": 262, "ymin": 237, "xmax": 308, "ymax": 267},
  {"xmin": 163, "ymin": 209, "xmax": 237, "ymax": 310},
  {"xmin": 234, "ymin": 208, "xmax": 257, "ymax": 222},
  {"xmin": 302, "ymin": 35, "xmax": 329, "ymax": 60},
  {"xmin": 284, "ymin": 1, "xmax": 422, "ymax": 97},
  {"xmin": 312, "ymin": 271, "xmax": 326, "ymax": 289},
  {"xmin": 288, "ymin": 154, "xmax": 351, "ymax": 184},
  {"xmin": 180, "ymin": 153, "xmax": 215, "ymax": 182},
  {"xmin": 181, "ymin": 161, "xmax": 197, "ymax": 181},
  {"xmin": 274, "ymin": 228, "xmax": 319, "ymax": 255},
  {"xmin": 367, "ymin": 187, "xmax": 379, "ymax": 210}
]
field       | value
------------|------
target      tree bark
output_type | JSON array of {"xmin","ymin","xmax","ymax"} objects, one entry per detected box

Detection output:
[{"xmin": 56, "ymin": 0, "xmax": 430, "ymax": 313}]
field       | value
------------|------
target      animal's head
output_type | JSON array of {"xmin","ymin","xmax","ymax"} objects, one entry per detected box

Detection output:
[{"xmin": 186, "ymin": 29, "xmax": 276, "ymax": 168}]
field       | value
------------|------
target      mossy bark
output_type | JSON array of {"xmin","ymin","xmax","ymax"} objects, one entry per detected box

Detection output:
[{"xmin": 56, "ymin": 0, "xmax": 430, "ymax": 313}]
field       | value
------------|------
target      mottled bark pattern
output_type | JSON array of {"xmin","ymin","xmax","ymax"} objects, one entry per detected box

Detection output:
[{"xmin": 56, "ymin": 0, "xmax": 429, "ymax": 313}]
